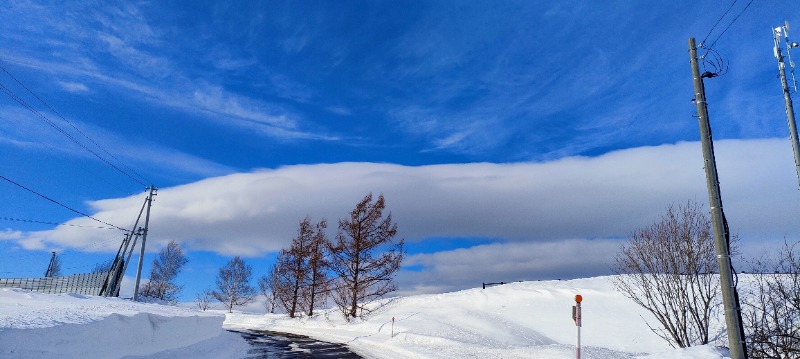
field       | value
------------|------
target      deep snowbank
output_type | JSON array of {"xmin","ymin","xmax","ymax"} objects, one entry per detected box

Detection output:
[
  {"xmin": 224, "ymin": 276, "xmax": 731, "ymax": 359},
  {"xmin": 0, "ymin": 276, "xmax": 735, "ymax": 359},
  {"xmin": 0, "ymin": 288, "xmax": 249, "ymax": 359}
]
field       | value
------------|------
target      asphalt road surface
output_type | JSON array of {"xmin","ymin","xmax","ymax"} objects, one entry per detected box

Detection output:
[{"xmin": 232, "ymin": 330, "xmax": 363, "ymax": 358}]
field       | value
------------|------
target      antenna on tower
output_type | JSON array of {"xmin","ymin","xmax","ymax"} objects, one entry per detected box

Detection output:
[
  {"xmin": 773, "ymin": 22, "xmax": 800, "ymax": 190},
  {"xmin": 781, "ymin": 21, "xmax": 799, "ymax": 92}
]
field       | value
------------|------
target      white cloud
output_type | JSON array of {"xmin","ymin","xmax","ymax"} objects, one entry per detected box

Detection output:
[
  {"xmin": 0, "ymin": 229, "xmax": 23, "ymax": 241},
  {"xmin": 14, "ymin": 138, "xmax": 800, "ymax": 264},
  {"xmin": 396, "ymin": 239, "xmax": 622, "ymax": 295},
  {"xmin": 57, "ymin": 81, "xmax": 89, "ymax": 93}
]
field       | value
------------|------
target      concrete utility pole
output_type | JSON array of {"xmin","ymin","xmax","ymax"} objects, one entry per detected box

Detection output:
[
  {"xmin": 133, "ymin": 186, "xmax": 157, "ymax": 301},
  {"xmin": 44, "ymin": 251, "xmax": 58, "ymax": 277},
  {"xmin": 773, "ymin": 22, "xmax": 800, "ymax": 189},
  {"xmin": 688, "ymin": 38, "xmax": 748, "ymax": 359}
]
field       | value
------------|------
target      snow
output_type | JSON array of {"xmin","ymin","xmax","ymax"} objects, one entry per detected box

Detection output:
[
  {"xmin": 226, "ymin": 276, "xmax": 731, "ymax": 359},
  {"xmin": 0, "ymin": 276, "xmax": 732, "ymax": 358},
  {"xmin": 0, "ymin": 288, "xmax": 249, "ymax": 359}
]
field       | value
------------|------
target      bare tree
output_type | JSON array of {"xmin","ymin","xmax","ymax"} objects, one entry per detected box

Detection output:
[
  {"xmin": 140, "ymin": 240, "xmax": 188, "ymax": 303},
  {"xmin": 269, "ymin": 216, "xmax": 330, "ymax": 318},
  {"xmin": 258, "ymin": 270, "xmax": 278, "ymax": 314},
  {"xmin": 212, "ymin": 256, "xmax": 257, "ymax": 313},
  {"xmin": 328, "ymin": 193, "xmax": 404, "ymax": 321},
  {"xmin": 272, "ymin": 217, "xmax": 313, "ymax": 318},
  {"xmin": 305, "ymin": 218, "xmax": 329, "ymax": 316},
  {"xmin": 194, "ymin": 289, "xmax": 214, "ymax": 311},
  {"xmin": 92, "ymin": 259, "xmax": 114, "ymax": 274},
  {"xmin": 613, "ymin": 201, "xmax": 722, "ymax": 348},
  {"xmin": 744, "ymin": 240, "xmax": 800, "ymax": 358}
]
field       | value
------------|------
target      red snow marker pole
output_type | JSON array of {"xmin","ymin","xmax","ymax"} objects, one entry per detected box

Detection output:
[{"xmin": 573, "ymin": 294, "xmax": 582, "ymax": 359}]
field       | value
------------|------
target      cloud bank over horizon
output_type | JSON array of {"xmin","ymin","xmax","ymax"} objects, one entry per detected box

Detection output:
[{"xmin": 4, "ymin": 138, "xmax": 800, "ymax": 293}]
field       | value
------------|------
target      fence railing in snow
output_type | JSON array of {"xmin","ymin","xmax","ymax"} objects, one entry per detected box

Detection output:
[{"xmin": 0, "ymin": 272, "xmax": 109, "ymax": 296}]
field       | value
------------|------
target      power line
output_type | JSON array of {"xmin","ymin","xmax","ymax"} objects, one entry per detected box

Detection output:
[
  {"xmin": 701, "ymin": 48, "xmax": 729, "ymax": 77},
  {"xmin": 0, "ymin": 64, "xmax": 151, "ymax": 186},
  {"xmin": 0, "ymin": 216, "xmax": 120, "ymax": 230},
  {"xmin": 699, "ymin": 0, "xmax": 739, "ymax": 47},
  {"xmin": 0, "ymin": 75, "xmax": 148, "ymax": 188},
  {"xmin": 702, "ymin": 0, "xmax": 757, "ymax": 56},
  {"xmin": 0, "ymin": 174, "xmax": 129, "ymax": 232},
  {"xmin": 0, "ymin": 233, "xmax": 125, "ymax": 261},
  {"xmin": 61, "ymin": 234, "xmax": 127, "ymax": 255}
]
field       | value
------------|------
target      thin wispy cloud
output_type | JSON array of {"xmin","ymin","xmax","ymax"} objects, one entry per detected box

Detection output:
[
  {"xmin": 57, "ymin": 81, "xmax": 89, "ymax": 93},
  {"xmin": 0, "ymin": 2, "xmax": 335, "ymax": 145},
  {"xmin": 0, "ymin": 102, "xmax": 234, "ymax": 181}
]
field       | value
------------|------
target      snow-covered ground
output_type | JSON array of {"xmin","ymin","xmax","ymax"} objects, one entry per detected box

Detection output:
[
  {"xmin": 226, "ymin": 276, "xmax": 730, "ymax": 359},
  {"xmin": 1, "ymin": 276, "xmax": 731, "ymax": 358},
  {"xmin": 0, "ymin": 288, "xmax": 250, "ymax": 359}
]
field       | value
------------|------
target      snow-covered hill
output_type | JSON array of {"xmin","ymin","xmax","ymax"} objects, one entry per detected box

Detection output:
[
  {"xmin": 228, "ymin": 276, "xmax": 730, "ymax": 359},
  {"xmin": 0, "ymin": 276, "xmax": 731, "ymax": 358}
]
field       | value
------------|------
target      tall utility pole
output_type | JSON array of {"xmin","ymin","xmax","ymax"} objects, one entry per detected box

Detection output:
[
  {"xmin": 688, "ymin": 38, "xmax": 748, "ymax": 359},
  {"xmin": 773, "ymin": 22, "xmax": 800, "ymax": 189},
  {"xmin": 133, "ymin": 186, "xmax": 157, "ymax": 301}
]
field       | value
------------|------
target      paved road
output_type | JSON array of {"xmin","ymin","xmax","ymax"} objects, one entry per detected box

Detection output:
[{"xmin": 231, "ymin": 330, "xmax": 363, "ymax": 359}]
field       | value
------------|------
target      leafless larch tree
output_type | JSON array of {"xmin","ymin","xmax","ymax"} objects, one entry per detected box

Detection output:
[
  {"xmin": 305, "ymin": 218, "xmax": 329, "ymax": 316},
  {"xmin": 328, "ymin": 193, "xmax": 404, "ymax": 321},
  {"xmin": 271, "ymin": 216, "xmax": 330, "ymax": 318}
]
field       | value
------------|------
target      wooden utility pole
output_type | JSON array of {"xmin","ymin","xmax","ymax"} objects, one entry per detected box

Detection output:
[
  {"xmin": 688, "ymin": 38, "xmax": 748, "ymax": 359},
  {"xmin": 773, "ymin": 23, "xmax": 800, "ymax": 189}
]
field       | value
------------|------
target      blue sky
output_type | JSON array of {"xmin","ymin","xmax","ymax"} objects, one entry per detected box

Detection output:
[{"xmin": 2, "ymin": 1, "xmax": 800, "ymax": 302}]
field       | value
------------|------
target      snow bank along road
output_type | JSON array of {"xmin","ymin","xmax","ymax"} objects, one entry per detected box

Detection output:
[
  {"xmin": 1, "ymin": 276, "xmax": 732, "ymax": 358},
  {"xmin": 0, "ymin": 288, "xmax": 249, "ymax": 358},
  {"xmin": 225, "ymin": 277, "xmax": 731, "ymax": 359}
]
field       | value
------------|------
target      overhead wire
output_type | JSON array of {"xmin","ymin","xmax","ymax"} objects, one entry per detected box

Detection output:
[
  {"xmin": 701, "ymin": 0, "xmax": 757, "ymax": 58},
  {"xmin": 699, "ymin": 0, "xmax": 739, "ymax": 48},
  {"xmin": 0, "ymin": 64, "xmax": 152, "ymax": 256},
  {"xmin": 0, "ymin": 81, "xmax": 148, "ymax": 188},
  {"xmin": 0, "ymin": 230, "xmax": 125, "ymax": 277},
  {"xmin": 0, "ymin": 216, "xmax": 120, "ymax": 230},
  {"xmin": 0, "ymin": 64, "xmax": 151, "ymax": 186},
  {"xmin": 0, "ymin": 174, "xmax": 129, "ymax": 232},
  {"xmin": 694, "ymin": 0, "xmax": 756, "ymax": 80},
  {"xmin": 701, "ymin": 48, "xmax": 729, "ymax": 77}
]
